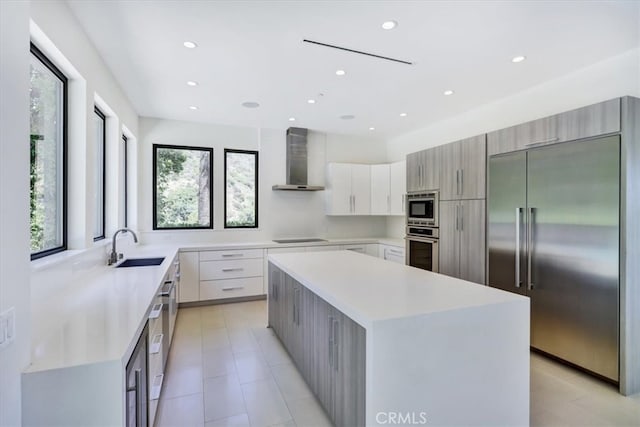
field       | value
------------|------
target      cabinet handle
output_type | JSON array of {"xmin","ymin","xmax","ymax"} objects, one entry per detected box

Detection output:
[
  {"xmin": 149, "ymin": 373, "xmax": 164, "ymax": 401},
  {"xmin": 387, "ymin": 248, "xmax": 403, "ymax": 256},
  {"xmin": 149, "ymin": 333, "xmax": 164, "ymax": 354},
  {"xmin": 222, "ymin": 286, "xmax": 244, "ymax": 291},
  {"xmin": 515, "ymin": 208, "xmax": 522, "ymax": 288},
  {"xmin": 460, "ymin": 169, "xmax": 464, "ymax": 195},
  {"xmin": 455, "ymin": 205, "xmax": 459, "ymax": 231},
  {"xmin": 149, "ymin": 303, "xmax": 163, "ymax": 319},
  {"xmin": 333, "ymin": 319, "xmax": 339, "ymax": 372},
  {"xmin": 221, "ymin": 253, "xmax": 243, "ymax": 258},
  {"xmin": 328, "ymin": 315, "xmax": 334, "ymax": 368},
  {"xmin": 528, "ymin": 207, "xmax": 535, "ymax": 290},
  {"xmin": 222, "ymin": 268, "xmax": 244, "ymax": 272},
  {"xmin": 456, "ymin": 170, "xmax": 460, "ymax": 195},
  {"xmin": 460, "ymin": 204, "xmax": 464, "ymax": 231}
]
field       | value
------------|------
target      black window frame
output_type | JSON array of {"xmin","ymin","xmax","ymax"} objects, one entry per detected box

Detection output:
[
  {"xmin": 30, "ymin": 42, "xmax": 68, "ymax": 260},
  {"xmin": 123, "ymin": 134, "xmax": 128, "ymax": 228},
  {"xmin": 224, "ymin": 148, "xmax": 259, "ymax": 229},
  {"xmin": 93, "ymin": 106, "xmax": 106, "ymax": 241},
  {"xmin": 152, "ymin": 144, "xmax": 214, "ymax": 230}
]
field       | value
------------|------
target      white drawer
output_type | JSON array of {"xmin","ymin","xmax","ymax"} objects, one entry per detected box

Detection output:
[
  {"xmin": 200, "ymin": 277, "xmax": 264, "ymax": 300},
  {"xmin": 200, "ymin": 248, "xmax": 263, "ymax": 261},
  {"xmin": 306, "ymin": 245, "xmax": 340, "ymax": 252},
  {"xmin": 200, "ymin": 258, "xmax": 263, "ymax": 280}
]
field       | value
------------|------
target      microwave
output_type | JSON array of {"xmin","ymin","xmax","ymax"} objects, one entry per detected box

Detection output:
[{"xmin": 406, "ymin": 191, "xmax": 438, "ymax": 227}]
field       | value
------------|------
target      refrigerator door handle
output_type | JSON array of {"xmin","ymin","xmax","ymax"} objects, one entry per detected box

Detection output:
[
  {"xmin": 527, "ymin": 207, "xmax": 534, "ymax": 290},
  {"xmin": 515, "ymin": 208, "xmax": 522, "ymax": 288}
]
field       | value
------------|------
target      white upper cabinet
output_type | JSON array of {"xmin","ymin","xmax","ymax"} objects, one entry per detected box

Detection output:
[
  {"xmin": 370, "ymin": 164, "xmax": 391, "ymax": 215},
  {"xmin": 370, "ymin": 161, "xmax": 406, "ymax": 216},
  {"xmin": 326, "ymin": 163, "xmax": 371, "ymax": 215},
  {"xmin": 389, "ymin": 161, "xmax": 406, "ymax": 215}
]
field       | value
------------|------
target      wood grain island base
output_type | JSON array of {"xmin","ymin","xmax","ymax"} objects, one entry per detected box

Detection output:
[{"xmin": 268, "ymin": 251, "xmax": 530, "ymax": 426}]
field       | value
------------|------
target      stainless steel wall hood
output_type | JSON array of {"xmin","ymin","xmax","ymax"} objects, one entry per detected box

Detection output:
[{"xmin": 272, "ymin": 127, "xmax": 324, "ymax": 191}]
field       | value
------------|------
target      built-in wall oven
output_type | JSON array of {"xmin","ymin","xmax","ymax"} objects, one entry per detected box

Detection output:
[
  {"xmin": 406, "ymin": 191, "xmax": 439, "ymax": 227},
  {"xmin": 405, "ymin": 225, "xmax": 439, "ymax": 272},
  {"xmin": 406, "ymin": 190, "xmax": 439, "ymax": 272}
]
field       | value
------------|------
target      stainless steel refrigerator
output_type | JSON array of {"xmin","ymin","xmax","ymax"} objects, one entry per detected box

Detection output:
[{"xmin": 487, "ymin": 135, "xmax": 620, "ymax": 382}]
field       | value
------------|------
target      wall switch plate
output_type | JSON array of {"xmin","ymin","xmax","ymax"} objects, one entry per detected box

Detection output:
[{"xmin": 0, "ymin": 307, "xmax": 15, "ymax": 350}]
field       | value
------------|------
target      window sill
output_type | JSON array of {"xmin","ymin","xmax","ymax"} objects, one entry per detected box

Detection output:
[{"xmin": 30, "ymin": 239, "xmax": 111, "ymax": 272}]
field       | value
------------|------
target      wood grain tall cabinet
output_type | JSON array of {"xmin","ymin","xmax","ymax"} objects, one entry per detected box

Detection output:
[{"xmin": 436, "ymin": 134, "xmax": 487, "ymax": 284}]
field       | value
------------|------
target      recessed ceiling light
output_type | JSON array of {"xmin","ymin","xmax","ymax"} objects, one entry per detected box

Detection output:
[
  {"xmin": 399, "ymin": 112, "xmax": 407, "ymax": 117},
  {"xmin": 335, "ymin": 69, "xmax": 346, "ymax": 76},
  {"xmin": 512, "ymin": 55, "xmax": 526, "ymax": 63},
  {"xmin": 241, "ymin": 101, "xmax": 260, "ymax": 108},
  {"xmin": 307, "ymin": 99, "xmax": 316, "ymax": 104},
  {"xmin": 369, "ymin": 127, "xmax": 375, "ymax": 131},
  {"xmin": 382, "ymin": 20, "xmax": 397, "ymax": 30},
  {"xmin": 444, "ymin": 90, "xmax": 454, "ymax": 96},
  {"xmin": 183, "ymin": 41, "xmax": 197, "ymax": 49},
  {"xmin": 189, "ymin": 106, "xmax": 198, "ymax": 110},
  {"xmin": 289, "ymin": 117, "xmax": 296, "ymax": 122},
  {"xmin": 340, "ymin": 115, "xmax": 355, "ymax": 120},
  {"xmin": 186, "ymin": 81, "xmax": 198, "ymax": 87}
]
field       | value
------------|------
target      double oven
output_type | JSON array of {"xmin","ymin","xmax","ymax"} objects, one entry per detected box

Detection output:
[{"xmin": 405, "ymin": 191, "xmax": 439, "ymax": 272}]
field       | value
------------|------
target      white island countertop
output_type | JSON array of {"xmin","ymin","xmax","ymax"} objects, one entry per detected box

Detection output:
[
  {"xmin": 268, "ymin": 250, "xmax": 531, "ymax": 426},
  {"xmin": 268, "ymin": 250, "xmax": 526, "ymax": 329}
]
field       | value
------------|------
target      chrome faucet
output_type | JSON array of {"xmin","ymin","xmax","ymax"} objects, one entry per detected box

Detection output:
[{"xmin": 108, "ymin": 228, "xmax": 138, "ymax": 265}]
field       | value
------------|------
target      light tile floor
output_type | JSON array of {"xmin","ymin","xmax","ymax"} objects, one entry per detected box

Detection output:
[{"xmin": 156, "ymin": 301, "xmax": 640, "ymax": 427}]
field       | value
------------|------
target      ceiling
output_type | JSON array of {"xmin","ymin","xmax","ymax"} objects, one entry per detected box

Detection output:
[{"xmin": 66, "ymin": 1, "xmax": 639, "ymax": 138}]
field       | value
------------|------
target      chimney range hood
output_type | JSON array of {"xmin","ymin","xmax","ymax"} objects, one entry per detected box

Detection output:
[{"xmin": 272, "ymin": 127, "xmax": 324, "ymax": 191}]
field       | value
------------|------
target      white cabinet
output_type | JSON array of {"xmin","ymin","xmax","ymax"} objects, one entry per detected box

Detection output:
[
  {"xmin": 379, "ymin": 245, "xmax": 405, "ymax": 264},
  {"xmin": 178, "ymin": 252, "xmax": 199, "ymax": 303},
  {"xmin": 199, "ymin": 249, "xmax": 264, "ymax": 300},
  {"xmin": 370, "ymin": 164, "xmax": 390, "ymax": 215},
  {"xmin": 370, "ymin": 161, "xmax": 406, "ymax": 216},
  {"xmin": 326, "ymin": 163, "xmax": 371, "ymax": 215},
  {"xmin": 389, "ymin": 161, "xmax": 406, "ymax": 216}
]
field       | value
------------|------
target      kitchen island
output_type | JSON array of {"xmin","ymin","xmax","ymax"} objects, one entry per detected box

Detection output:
[{"xmin": 268, "ymin": 251, "xmax": 530, "ymax": 426}]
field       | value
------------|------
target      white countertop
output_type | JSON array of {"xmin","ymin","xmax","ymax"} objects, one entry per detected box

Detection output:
[
  {"xmin": 268, "ymin": 251, "xmax": 528, "ymax": 329},
  {"xmin": 26, "ymin": 237, "xmax": 404, "ymax": 373},
  {"xmin": 178, "ymin": 237, "xmax": 404, "ymax": 252},
  {"xmin": 26, "ymin": 245, "xmax": 179, "ymax": 373}
]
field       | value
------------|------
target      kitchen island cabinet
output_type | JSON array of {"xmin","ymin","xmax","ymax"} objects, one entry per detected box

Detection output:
[{"xmin": 268, "ymin": 251, "xmax": 529, "ymax": 427}]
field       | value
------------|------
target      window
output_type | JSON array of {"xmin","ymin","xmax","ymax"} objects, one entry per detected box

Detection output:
[
  {"xmin": 93, "ymin": 107, "xmax": 105, "ymax": 240},
  {"xmin": 153, "ymin": 145, "xmax": 213, "ymax": 229},
  {"xmin": 123, "ymin": 134, "xmax": 129, "ymax": 228},
  {"xmin": 29, "ymin": 43, "xmax": 67, "ymax": 259},
  {"xmin": 224, "ymin": 149, "xmax": 258, "ymax": 228}
]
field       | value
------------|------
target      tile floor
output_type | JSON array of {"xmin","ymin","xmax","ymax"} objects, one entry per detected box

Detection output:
[{"xmin": 155, "ymin": 301, "xmax": 640, "ymax": 427}]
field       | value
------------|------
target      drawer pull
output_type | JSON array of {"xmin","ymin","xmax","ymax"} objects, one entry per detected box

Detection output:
[
  {"xmin": 149, "ymin": 373, "xmax": 164, "ymax": 401},
  {"xmin": 148, "ymin": 303, "xmax": 163, "ymax": 319},
  {"xmin": 222, "ymin": 268, "xmax": 244, "ymax": 272},
  {"xmin": 222, "ymin": 253, "xmax": 243, "ymax": 258},
  {"xmin": 387, "ymin": 249, "xmax": 403, "ymax": 256},
  {"xmin": 149, "ymin": 334, "xmax": 163, "ymax": 354},
  {"xmin": 222, "ymin": 286, "xmax": 245, "ymax": 291},
  {"xmin": 525, "ymin": 137, "xmax": 559, "ymax": 148}
]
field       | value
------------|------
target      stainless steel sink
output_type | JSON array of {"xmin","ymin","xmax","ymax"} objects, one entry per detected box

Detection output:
[
  {"xmin": 116, "ymin": 257, "xmax": 165, "ymax": 268},
  {"xmin": 273, "ymin": 238, "xmax": 328, "ymax": 244}
]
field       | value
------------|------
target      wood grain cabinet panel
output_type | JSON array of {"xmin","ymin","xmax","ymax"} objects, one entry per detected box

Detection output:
[
  {"xmin": 439, "ymin": 200, "xmax": 486, "ymax": 284},
  {"xmin": 556, "ymin": 98, "xmax": 620, "ymax": 143},
  {"xmin": 268, "ymin": 263, "xmax": 366, "ymax": 426}
]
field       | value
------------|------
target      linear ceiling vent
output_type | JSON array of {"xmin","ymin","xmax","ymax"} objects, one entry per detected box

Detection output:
[
  {"xmin": 302, "ymin": 39, "xmax": 413, "ymax": 65},
  {"xmin": 272, "ymin": 127, "xmax": 324, "ymax": 191}
]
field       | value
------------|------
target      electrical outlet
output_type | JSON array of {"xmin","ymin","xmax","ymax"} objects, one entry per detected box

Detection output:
[{"xmin": 0, "ymin": 307, "xmax": 15, "ymax": 350}]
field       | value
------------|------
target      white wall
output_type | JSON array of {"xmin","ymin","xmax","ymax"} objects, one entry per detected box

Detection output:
[
  {"xmin": 386, "ymin": 48, "xmax": 640, "ymax": 237},
  {"xmin": 138, "ymin": 118, "xmax": 389, "ymax": 244},
  {"xmin": 30, "ymin": 0, "xmax": 140, "ymax": 248},
  {"xmin": 0, "ymin": 2, "xmax": 31, "ymax": 426}
]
